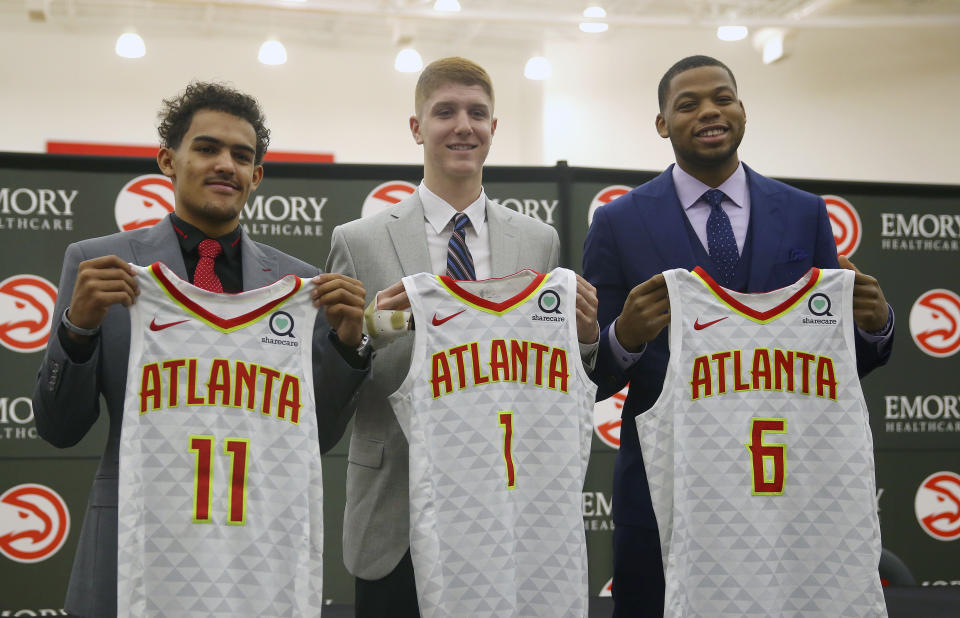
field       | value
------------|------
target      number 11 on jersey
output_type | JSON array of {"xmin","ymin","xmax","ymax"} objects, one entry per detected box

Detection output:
[{"xmin": 498, "ymin": 411, "xmax": 517, "ymax": 489}]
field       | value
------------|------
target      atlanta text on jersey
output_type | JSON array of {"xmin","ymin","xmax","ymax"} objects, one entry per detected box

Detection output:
[
  {"xmin": 690, "ymin": 348, "xmax": 838, "ymax": 401},
  {"xmin": 138, "ymin": 358, "xmax": 302, "ymax": 423},
  {"xmin": 430, "ymin": 338, "xmax": 570, "ymax": 398}
]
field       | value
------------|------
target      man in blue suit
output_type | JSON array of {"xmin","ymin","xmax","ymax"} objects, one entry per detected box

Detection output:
[{"xmin": 582, "ymin": 55, "xmax": 894, "ymax": 617}]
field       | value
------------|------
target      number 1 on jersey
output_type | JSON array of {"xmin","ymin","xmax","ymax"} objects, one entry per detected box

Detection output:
[
  {"xmin": 498, "ymin": 411, "xmax": 517, "ymax": 489},
  {"xmin": 188, "ymin": 435, "xmax": 250, "ymax": 524}
]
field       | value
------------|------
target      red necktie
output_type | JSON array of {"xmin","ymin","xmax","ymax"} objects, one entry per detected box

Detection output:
[{"xmin": 194, "ymin": 238, "xmax": 224, "ymax": 292}]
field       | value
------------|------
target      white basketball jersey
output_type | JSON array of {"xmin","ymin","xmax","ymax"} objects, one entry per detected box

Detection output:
[
  {"xmin": 118, "ymin": 262, "xmax": 324, "ymax": 617},
  {"xmin": 389, "ymin": 268, "xmax": 597, "ymax": 618},
  {"xmin": 638, "ymin": 267, "xmax": 885, "ymax": 617}
]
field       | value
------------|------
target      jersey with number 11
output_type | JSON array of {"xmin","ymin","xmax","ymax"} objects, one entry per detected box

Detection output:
[
  {"xmin": 390, "ymin": 268, "xmax": 596, "ymax": 617},
  {"xmin": 118, "ymin": 262, "xmax": 324, "ymax": 617},
  {"xmin": 638, "ymin": 267, "xmax": 885, "ymax": 617}
]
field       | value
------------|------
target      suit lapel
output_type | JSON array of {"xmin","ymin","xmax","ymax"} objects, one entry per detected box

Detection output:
[
  {"xmin": 387, "ymin": 191, "xmax": 432, "ymax": 275},
  {"xmin": 240, "ymin": 233, "xmax": 280, "ymax": 290},
  {"xmin": 487, "ymin": 198, "xmax": 520, "ymax": 276},
  {"xmin": 129, "ymin": 216, "xmax": 188, "ymax": 279},
  {"xmin": 642, "ymin": 166, "xmax": 698, "ymax": 271},
  {"xmin": 745, "ymin": 164, "xmax": 786, "ymax": 292}
]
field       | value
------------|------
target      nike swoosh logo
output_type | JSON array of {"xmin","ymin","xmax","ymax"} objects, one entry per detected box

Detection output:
[
  {"xmin": 432, "ymin": 310, "xmax": 466, "ymax": 326},
  {"xmin": 693, "ymin": 317, "xmax": 728, "ymax": 330},
  {"xmin": 150, "ymin": 318, "xmax": 189, "ymax": 331}
]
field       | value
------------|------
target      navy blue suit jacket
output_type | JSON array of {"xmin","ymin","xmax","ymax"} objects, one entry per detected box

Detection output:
[{"xmin": 583, "ymin": 163, "xmax": 892, "ymax": 528}]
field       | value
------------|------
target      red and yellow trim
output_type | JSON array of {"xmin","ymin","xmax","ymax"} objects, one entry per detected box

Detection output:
[
  {"xmin": 149, "ymin": 262, "xmax": 301, "ymax": 333},
  {"xmin": 438, "ymin": 270, "xmax": 549, "ymax": 316},
  {"xmin": 692, "ymin": 266, "xmax": 821, "ymax": 324}
]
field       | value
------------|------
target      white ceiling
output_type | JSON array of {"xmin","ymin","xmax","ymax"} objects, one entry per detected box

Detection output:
[{"xmin": 4, "ymin": 0, "xmax": 959, "ymax": 47}]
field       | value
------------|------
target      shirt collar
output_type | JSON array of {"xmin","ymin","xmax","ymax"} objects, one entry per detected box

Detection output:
[
  {"xmin": 672, "ymin": 162, "xmax": 747, "ymax": 211},
  {"xmin": 169, "ymin": 213, "xmax": 243, "ymax": 260},
  {"xmin": 419, "ymin": 181, "xmax": 487, "ymax": 235}
]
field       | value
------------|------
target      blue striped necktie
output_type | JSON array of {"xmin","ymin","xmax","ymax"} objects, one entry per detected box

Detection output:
[
  {"xmin": 703, "ymin": 189, "xmax": 739, "ymax": 286},
  {"xmin": 446, "ymin": 213, "xmax": 477, "ymax": 281}
]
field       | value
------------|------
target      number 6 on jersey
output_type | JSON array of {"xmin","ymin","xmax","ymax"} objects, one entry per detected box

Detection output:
[{"xmin": 745, "ymin": 418, "xmax": 786, "ymax": 495}]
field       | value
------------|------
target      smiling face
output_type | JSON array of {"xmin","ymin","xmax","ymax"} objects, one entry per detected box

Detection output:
[
  {"xmin": 656, "ymin": 65, "xmax": 746, "ymax": 184},
  {"xmin": 410, "ymin": 82, "xmax": 497, "ymax": 189},
  {"xmin": 157, "ymin": 109, "xmax": 263, "ymax": 237}
]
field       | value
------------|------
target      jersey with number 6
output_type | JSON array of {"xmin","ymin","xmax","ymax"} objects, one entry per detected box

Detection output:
[
  {"xmin": 118, "ymin": 262, "xmax": 323, "ymax": 617},
  {"xmin": 638, "ymin": 267, "xmax": 885, "ymax": 617},
  {"xmin": 389, "ymin": 268, "xmax": 596, "ymax": 617}
]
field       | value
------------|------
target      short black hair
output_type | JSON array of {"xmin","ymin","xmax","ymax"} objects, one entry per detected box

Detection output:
[
  {"xmin": 157, "ymin": 82, "xmax": 270, "ymax": 164},
  {"xmin": 658, "ymin": 55, "xmax": 737, "ymax": 111}
]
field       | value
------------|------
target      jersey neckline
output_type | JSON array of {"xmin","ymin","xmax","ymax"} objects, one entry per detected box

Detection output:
[
  {"xmin": 438, "ymin": 269, "xmax": 549, "ymax": 315},
  {"xmin": 692, "ymin": 265, "xmax": 821, "ymax": 324},
  {"xmin": 148, "ymin": 261, "xmax": 302, "ymax": 333}
]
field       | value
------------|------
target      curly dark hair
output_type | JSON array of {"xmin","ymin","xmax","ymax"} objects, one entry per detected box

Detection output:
[{"xmin": 157, "ymin": 82, "xmax": 270, "ymax": 164}]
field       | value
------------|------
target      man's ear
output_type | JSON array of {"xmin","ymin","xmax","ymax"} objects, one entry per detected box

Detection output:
[
  {"xmin": 655, "ymin": 113, "xmax": 669, "ymax": 139},
  {"xmin": 250, "ymin": 165, "xmax": 264, "ymax": 191},
  {"xmin": 490, "ymin": 117, "xmax": 497, "ymax": 137},
  {"xmin": 157, "ymin": 146, "xmax": 176, "ymax": 177},
  {"xmin": 410, "ymin": 115, "xmax": 424, "ymax": 145}
]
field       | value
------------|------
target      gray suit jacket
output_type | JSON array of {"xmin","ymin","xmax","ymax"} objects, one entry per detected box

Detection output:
[
  {"xmin": 32, "ymin": 215, "xmax": 368, "ymax": 617},
  {"xmin": 326, "ymin": 190, "xmax": 560, "ymax": 580}
]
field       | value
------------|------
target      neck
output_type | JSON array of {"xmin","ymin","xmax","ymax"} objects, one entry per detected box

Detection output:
[
  {"xmin": 174, "ymin": 209, "xmax": 240, "ymax": 239},
  {"xmin": 423, "ymin": 171, "xmax": 483, "ymax": 212},
  {"xmin": 676, "ymin": 156, "xmax": 740, "ymax": 189}
]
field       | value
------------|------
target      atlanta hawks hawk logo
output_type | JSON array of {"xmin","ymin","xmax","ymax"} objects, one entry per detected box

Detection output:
[
  {"xmin": 361, "ymin": 180, "xmax": 416, "ymax": 218},
  {"xmin": 587, "ymin": 185, "xmax": 632, "ymax": 227},
  {"xmin": 909, "ymin": 289, "xmax": 960, "ymax": 358},
  {"xmin": 823, "ymin": 195, "xmax": 862, "ymax": 257},
  {"xmin": 0, "ymin": 274, "xmax": 58, "ymax": 353},
  {"xmin": 0, "ymin": 484, "xmax": 71, "ymax": 563},
  {"xmin": 915, "ymin": 471, "xmax": 960, "ymax": 541},
  {"xmin": 115, "ymin": 174, "xmax": 175, "ymax": 231},
  {"xmin": 593, "ymin": 385, "xmax": 628, "ymax": 449}
]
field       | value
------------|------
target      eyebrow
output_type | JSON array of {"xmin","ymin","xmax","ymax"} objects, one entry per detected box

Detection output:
[{"xmin": 191, "ymin": 135, "xmax": 256, "ymax": 155}]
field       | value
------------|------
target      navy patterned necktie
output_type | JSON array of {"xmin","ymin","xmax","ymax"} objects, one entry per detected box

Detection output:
[
  {"xmin": 703, "ymin": 189, "xmax": 739, "ymax": 286},
  {"xmin": 446, "ymin": 213, "xmax": 477, "ymax": 281}
]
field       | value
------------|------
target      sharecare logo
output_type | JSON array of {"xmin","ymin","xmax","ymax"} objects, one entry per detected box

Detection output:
[
  {"xmin": 0, "ymin": 275, "xmax": 58, "ymax": 353},
  {"xmin": 909, "ymin": 289, "xmax": 960, "ymax": 358},
  {"xmin": 594, "ymin": 385, "xmax": 628, "ymax": 449},
  {"xmin": 114, "ymin": 175, "xmax": 175, "ymax": 231},
  {"xmin": 823, "ymin": 195, "xmax": 861, "ymax": 257},
  {"xmin": 0, "ymin": 484, "xmax": 70, "ymax": 563},
  {"xmin": 587, "ymin": 185, "xmax": 632, "ymax": 227},
  {"xmin": 361, "ymin": 181, "xmax": 416, "ymax": 218},
  {"xmin": 915, "ymin": 471, "xmax": 960, "ymax": 541}
]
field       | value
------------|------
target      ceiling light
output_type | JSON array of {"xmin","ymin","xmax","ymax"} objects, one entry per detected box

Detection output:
[
  {"xmin": 395, "ymin": 48, "xmax": 423, "ymax": 73},
  {"xmin": 583, "ymin": 6, "xmax": 606, "ymax": 18},
  {"xmin": 762, "ymin": 34, "xmax": 784, "ymax": 64},
  {"xmin": 433, "ymin": 0, "xmax": 461, "ymax": 11},
  {"xmin": 579, "ymin": 22, "xmax": 609, "ymax": 33},
  {"xmin": 717, "ymin": 26, "xmax": 748, "ymax": 41},
  {"xmin": 258, "ymin": 40, "xmax": 287, "ymax": 65},
  {"xmin": 115, "ymin": 32, "xmax": 145, "ymax": 59},
  {"xmin": 753, "ymin": 28, "xmax": 787, "ymax": 64},
  {"xmin": 524, "ymin": 56, "xmax": 551, "ymax": 81}
]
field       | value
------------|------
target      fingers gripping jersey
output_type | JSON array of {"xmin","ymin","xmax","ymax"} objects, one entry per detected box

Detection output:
[
  {"xmin": 389, "ymin": 268, "xmax": 597, "ymax": 618},
  {"xmin": 118, "ymin": 262, "xmax": 324, "ymax": 617},
  {"xmin": 638, "ymin": 267, "xmax": 885, "ymax": 617}
]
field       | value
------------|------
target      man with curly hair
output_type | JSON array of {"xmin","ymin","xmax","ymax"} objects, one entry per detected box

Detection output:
[{"xmin": 32, "ymin": 82, "xmax": 370, "ymax": 617}]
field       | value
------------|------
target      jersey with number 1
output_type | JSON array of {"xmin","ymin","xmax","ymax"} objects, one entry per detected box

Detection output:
[
  {"xmin": 390, "ymin": 268, "xmax": 596, "ymax": 618},
  {"xmin": 638, "ymin": 267, "xmax": 885, "ymax": 617},
  {"xmin": 117, "ymin": 261, "xmax": 324, "ymax": 617}
]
